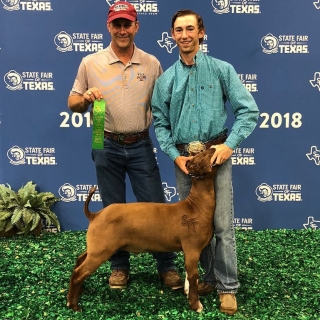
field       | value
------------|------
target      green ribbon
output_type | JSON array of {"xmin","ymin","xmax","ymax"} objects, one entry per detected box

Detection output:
[{"xmin": 92, "ymin": 99, "xmax": 106, "ymax": 149}]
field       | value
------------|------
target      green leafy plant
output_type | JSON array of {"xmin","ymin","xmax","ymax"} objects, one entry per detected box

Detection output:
[{"xmin": 0, "ymin": 181, "xmax": 60, "ymax": 235}]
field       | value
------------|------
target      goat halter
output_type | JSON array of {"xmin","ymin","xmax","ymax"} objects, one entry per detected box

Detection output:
[{"xmin": 188, "ymin": 163, "xmax": 216, "ymax": 179}]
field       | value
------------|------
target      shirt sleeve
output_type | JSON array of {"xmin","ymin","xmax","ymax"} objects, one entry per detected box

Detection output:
[
  {"xmin": 221, "ymin": 63, "xmax": 260, "ymax": 149},
  {"xmin": 69, "ymin": 58, "xmax": 88, "ymax": 96},
  {"xmin": 151, "ymin": 77, "xmax": 180, "ymax": 161}
]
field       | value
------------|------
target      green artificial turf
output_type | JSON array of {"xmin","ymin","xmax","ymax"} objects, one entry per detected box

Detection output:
[{"xmin": 1, "ymin": 229, "xmax": 319, "ymax": 320}]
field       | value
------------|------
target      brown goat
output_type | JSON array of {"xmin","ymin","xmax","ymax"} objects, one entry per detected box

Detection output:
[{"xmin": 67, "ymin": 147, "xmax": 218, "ymax": 313}]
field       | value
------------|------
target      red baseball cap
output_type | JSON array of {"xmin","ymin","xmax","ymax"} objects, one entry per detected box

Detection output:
[{"xmin": 107, "ymin": 1, "xmax": 137, "ymax": 23}]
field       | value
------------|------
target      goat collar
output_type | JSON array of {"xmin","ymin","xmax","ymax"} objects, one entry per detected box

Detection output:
[{"xmin": 188, "ymin": 163, "xmax": 217, "ymax": 179}]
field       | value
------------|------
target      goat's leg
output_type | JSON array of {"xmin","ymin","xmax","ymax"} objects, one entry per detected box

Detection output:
[
  {"xmin": 70, "ymin": 251, "xmax": 88, "ymax": 296},
  {"xmin": 67, "ymin": 252, "xmax": 110, "ymax": 311},
  {"xmin": 184, "ymin": 250, "xmax": 203, "ymax": 312},
  {"xmin": 184, "ymin": 271, "xmax": 189, "ymax": 296},
  {"xmin": 74, "ymin": 251, "xmax": 87, "ymax": 269}
]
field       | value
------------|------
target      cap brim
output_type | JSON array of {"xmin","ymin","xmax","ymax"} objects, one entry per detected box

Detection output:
[{"xmin": 107, "ymin": 14, "xmax": 136, "ymax": 23}]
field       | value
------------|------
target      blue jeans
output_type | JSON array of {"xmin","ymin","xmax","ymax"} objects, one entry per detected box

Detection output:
[
  {"xmin": 174, "ymin": 157, "xmax": 239, "ymax": 293},
  {"xmin": 92, "ymin": 136, "xmax": 176, "ymax": 273}
]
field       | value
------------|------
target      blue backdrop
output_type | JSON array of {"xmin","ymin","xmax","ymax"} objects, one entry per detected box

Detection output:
[{"xmin": 1, "ymin": 0, "xmax": 319, "ymax": 232}]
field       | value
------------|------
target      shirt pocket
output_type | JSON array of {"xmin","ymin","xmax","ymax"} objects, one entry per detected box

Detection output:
[{"xmin": 198, "ymin": 79, "xmax": 225, "ymax": 111}]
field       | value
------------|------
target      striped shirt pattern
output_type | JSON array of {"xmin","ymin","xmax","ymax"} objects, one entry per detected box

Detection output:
[{"xmin": 70, "ymin": 44, "xmax": 162, "ymax": 134}]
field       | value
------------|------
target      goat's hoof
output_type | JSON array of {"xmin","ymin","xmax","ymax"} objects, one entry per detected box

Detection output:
[
  {"xmin": 196, "ymin": 302, "xmax": 203, "ymax": 313},
  {"xmin": 67, "ymin": 302, "xmax": 82, "ymax": 312}
]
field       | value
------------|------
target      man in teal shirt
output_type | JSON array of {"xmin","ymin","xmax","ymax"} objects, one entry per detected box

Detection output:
[{"xmin": 152, "ymin": 9, "xmax": 259, "ymax": 315}]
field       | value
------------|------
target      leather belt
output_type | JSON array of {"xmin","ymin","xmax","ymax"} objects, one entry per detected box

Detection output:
[
  {"xmin": 176, "ymin": 134, "xmax": 227, "ymax": 155},
  {"xmin": 104, "ymin": 130, "xmax": 149, "ymax": 144}
]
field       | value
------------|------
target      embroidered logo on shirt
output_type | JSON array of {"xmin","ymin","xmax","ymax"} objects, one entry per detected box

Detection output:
[{"xmin": 137, "ymin": 73, "xmax": 146, "ymax": 81}]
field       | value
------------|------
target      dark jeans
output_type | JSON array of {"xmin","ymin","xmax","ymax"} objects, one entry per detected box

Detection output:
[{"xmin": 91, "ymin": 136, "xmax": 176, "ymax": 272}]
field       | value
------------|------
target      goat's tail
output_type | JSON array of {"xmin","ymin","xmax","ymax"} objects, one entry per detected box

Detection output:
[{"xmin": 84, "ymin": 186, "xmax": 97, "ymax": 221}]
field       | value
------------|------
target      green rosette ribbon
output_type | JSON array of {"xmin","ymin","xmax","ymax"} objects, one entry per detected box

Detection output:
[{"xmin": 92, "ymin": 99, "xmax": 106, "ymax": 149}]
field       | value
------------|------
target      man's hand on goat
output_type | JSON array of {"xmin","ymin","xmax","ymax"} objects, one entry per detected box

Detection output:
[
  {"xmin": 175, "ymin": 155, "xmax": 193, "ymax": 174},
  {"xmin": 210, "ymin": 144, "xmax": 233, "ymax": 165}
]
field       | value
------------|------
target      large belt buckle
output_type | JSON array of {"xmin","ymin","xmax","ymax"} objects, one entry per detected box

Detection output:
[
  {"xmin": 187, "ymin": 141, "xmax": 206, "ymax": 156},
  {"xmin": 117, "ymin": 133, "xmax": 125, "ymax": 143}
]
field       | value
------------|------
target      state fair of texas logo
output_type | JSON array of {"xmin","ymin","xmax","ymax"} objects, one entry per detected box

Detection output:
[
  {"xmin": 58, "ymin": 183, "xmax": 77, "ymax": 202},
  {"xmin": 306, "ymin": 146, "xmax": 320, "ymax": 165},
  {"xmin": 157, "ymin": 32, "xmax": 177, "ymax": 53},
  {"xmin": 106, "ymin": 0, "xmax": 122, "ymax": 6},
  {"xmin": 4, "ymin": 70, "xmax": 23, "ymax": 90},
  {"xmin": 54, "ymin": 31, "xmax": 73, "ymax": 52},
  {"xmin": 314, "ymin": 0, "xmax": 320, "ymax": 9},
  {"xmin": 1, "ymin": 0, "xmax": 52, "ymax": 11},
  {"xmin": 261, "ymin": 33, "xmax": 279, "ymax": 54},
  {"xmin": 303, "ymin": 216, "xmax": 319, "ymax": 230},
  {"xmin": 162, "ymin": 182, "xmax": 177, "ymax": 202},
  {"xmin": 7, "ymin": 146, "xmax": 26, "ymax": 165},
  {"xmin": 261, "ymin": 33, "xmax": 309, "ymax": 54},
  {"xmin": 212, "ymin": 0, "xmax": 230, "ymax": 13},
  {"xmin": 255, "ymin": 183, "xmax": 273, "ymax": 202},
  {"xmin": 211, "ymin": 0, "xmax": 261, "ymax": 14},
  {"xmin": 1, "ymin": 0, "xmax": 19, "ymax": 10},
  {"xmin": 106, "ymin": 0, "xmax": 159, "ymax": 15},
  {"xmin": 106, "ymin": 0, "xmax": 131, "ymax": 6},
  {"xmin": 58, "ymin": 183, "xmax": 101, "ymax": 202},
  {"xmin": 310, "ymin": 72, "xmax": 320, "ymax": 91}
]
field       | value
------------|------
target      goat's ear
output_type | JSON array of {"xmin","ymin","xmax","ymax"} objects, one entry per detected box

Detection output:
[
  {"xmin": 202, "ymin": 154, "xmax": 214, "ymax": 172},
  {"xmin": 207, "ymin": 147, "xmax": 216, "ymax": 155},
  {"xmin": 205, "ymin": 154, "xmax": 212, "ymax": 163},
  {"xmin": 206, "ymin": 148, "xmax": 216, "ymax": 167}
]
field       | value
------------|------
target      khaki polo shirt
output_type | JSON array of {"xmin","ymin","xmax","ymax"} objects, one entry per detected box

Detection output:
[{"xmin": 70, "ymin": 44, "xmax": 163, "ymax": 134}]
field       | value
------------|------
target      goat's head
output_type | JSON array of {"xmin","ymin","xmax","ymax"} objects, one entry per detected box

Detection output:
[{"xmin": 186, "ymin": 148, "xmax": 217, "ymax": 178}]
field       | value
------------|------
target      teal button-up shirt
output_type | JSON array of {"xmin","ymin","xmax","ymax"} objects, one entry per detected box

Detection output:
[{"xmin": 151, "ymin": 50, "xmax": 259, "ymax": 161}]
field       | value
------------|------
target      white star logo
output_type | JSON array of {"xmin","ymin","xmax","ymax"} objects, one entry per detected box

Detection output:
[
  {"xmin": 309, "ymin": 72, "xmax": 320, "ymax": 91},
  {"xmin": 157, "ymin": 32, "xmax": 177, "ymax": 54},
  {"xmin": 303, "ymin": 216, "xmax": 320, "ymax": 230}
]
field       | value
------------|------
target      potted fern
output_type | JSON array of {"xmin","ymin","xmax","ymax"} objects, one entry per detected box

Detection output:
[{"xmin": 0, "ymin": 181, "xmax": 60, "ymax": 236}]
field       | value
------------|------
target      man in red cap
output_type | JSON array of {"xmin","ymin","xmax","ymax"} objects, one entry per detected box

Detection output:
[{"xmin": 68, "ymin": 2, "xmax": 183, "ymax": 290}]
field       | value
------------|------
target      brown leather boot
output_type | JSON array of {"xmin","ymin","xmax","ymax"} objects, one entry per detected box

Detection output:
[
  {"xmin": 219, "ymin": 293, "xmax": 237, "ymax": 315},
  {"xmin": 159, "ymin": 270, "xmax": 183, "ymax": 290},
  {"xmin": 109, "ymin": 269, "xmax": 129, "ymax": 289},
  {"xmin": 198, "ymin": 282, "xmax": 216, "ymax": 296}
]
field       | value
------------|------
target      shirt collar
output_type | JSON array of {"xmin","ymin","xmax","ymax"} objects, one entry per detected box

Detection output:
[
  {"xmin": 107, "ymin": 43, "xmax": 141, "ymax": 65},
  {"xmin": 179, "ymin": 49, "xmax": 204, "ymax": 66},
  {"xmin": 130, "ymin": 45, "xmax": 141, "ymax": 64}
]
